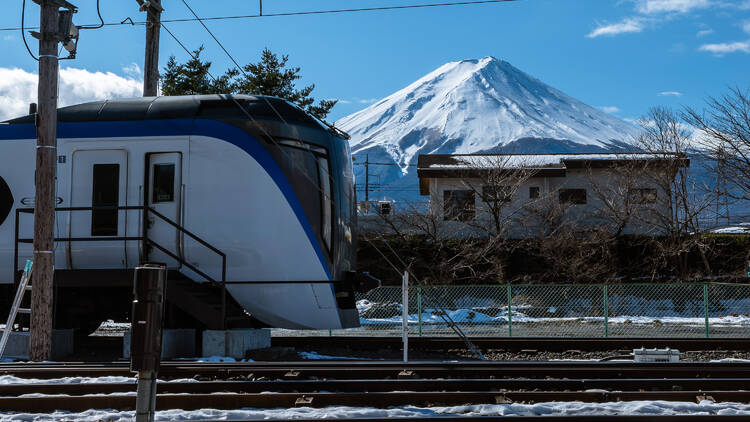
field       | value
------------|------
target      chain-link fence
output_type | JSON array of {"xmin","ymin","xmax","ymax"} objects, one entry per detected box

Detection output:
[{"xmin": 273, "ymin": 283, "xmax": 750, "ymax": 338}]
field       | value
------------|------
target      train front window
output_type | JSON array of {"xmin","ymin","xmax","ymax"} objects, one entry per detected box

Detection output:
[
  {"xmin": 318, "ymin": 157, "xmax": 332, "ymax": 250},
  {"xmin": 0, "ymin": 176, "xmax": 13, "ymax": 227},
  {"xmin": 276, "ymin": 141, "xmax": 333, "ymax": 255}
]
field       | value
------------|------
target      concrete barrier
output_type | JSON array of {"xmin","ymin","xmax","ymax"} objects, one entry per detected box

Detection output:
[
  {"xmin": 122, "ymin": 328, "xmax": 197, "ymax": 359},
  {"xmin": 202, "ymin": 329, "xmax": 271, "ymax": 359},
  {"xmin": 0, "ymin": 329, "xmax": 74, "ymax": 360}
]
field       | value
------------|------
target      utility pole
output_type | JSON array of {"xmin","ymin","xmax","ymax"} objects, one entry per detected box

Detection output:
[
  {"xmin": 138, "ymin": 0, "xmax": 163, "ymax": 96},
  {"xmin": 364, "ymin": 154, "xmax": 370, "ymax": 204},
  {"xmin": 29, "ymin": 0, "xmax": 61, "ymax": 362}
]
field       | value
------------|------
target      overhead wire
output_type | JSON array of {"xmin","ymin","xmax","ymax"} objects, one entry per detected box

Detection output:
[
  {"xmin": 78, "ymin": 0, "xmax": 104, "ymax": 30},
  {"xmin": 20, "ymin": 0, "xmax": 38, "ymax": 61},
  {"xmin": 1, "ymin": 0, "xmax": 516, "ymax": 31}
]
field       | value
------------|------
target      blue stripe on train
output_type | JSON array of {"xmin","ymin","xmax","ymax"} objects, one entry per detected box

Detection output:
[{"xmin": 0, "ymin": 119, "xmax": 333, "ymax": 280}]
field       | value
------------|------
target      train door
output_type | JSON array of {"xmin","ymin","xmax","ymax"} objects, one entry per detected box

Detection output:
[
  {"xmin": 145, "ymin": 152, "xmax": 182, "ymax": 267},
  {"xmin": 69, "ymin": 150, "xmax": 128, "ymax": 268}
]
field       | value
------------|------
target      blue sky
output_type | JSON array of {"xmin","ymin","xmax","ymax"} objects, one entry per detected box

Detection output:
[{"xmin": 1, "ymin": 0, "xmax": 749, "ymax": 122}]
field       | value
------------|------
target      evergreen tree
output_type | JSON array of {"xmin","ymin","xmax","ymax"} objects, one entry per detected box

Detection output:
[
  {"xmin": 160, "ymin": 46, "xmax": 232, "ymax": 96},
  {"xmin": 160, "ymin": 47, "xmax": 336, "ymax": 120},
  {"xmin": 229, "ymin": 48, "xmax": 336, "ymax": 119}
]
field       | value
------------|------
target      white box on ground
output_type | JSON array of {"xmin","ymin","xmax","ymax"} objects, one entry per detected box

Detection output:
[
  {"xmin": 633, "ymin": 348, "xmax": 681, "ymax": 363},
  {"xmin": 0, "ymin": 329, "xmax": 74, "ymax": 360},
  {"xmin": 202, "ymin": 329, "xmax": 271, "ymax": 359},
  {"xmin": 122, "ymin": 329, "xmax": 197, "ymax": 359}
]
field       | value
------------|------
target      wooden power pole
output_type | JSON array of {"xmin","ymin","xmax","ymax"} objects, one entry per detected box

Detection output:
[
  {"xmin": 30, "ymin": 0, "xmax": 61, "ymax": 362},
  {"xmin": 140, "ymin": 0, "xmax": 163, "ymax": 96}
]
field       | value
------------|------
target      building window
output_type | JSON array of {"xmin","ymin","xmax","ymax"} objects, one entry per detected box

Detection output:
[
  {"xmin": 529, "ymin": 186, "xmax": 540, "ymax": 199},
  {"xmin": 481, "ymin": 185, "xmax": 512, "ymax": 203},
  {"xmin": 559, "ymin": 188, "xmax": 587, "ymax": 205},
  {"xmin": 152, "ymin": 163, "xmax": 175, "ymax": 203},
  {"xmin": 0, "ymin": 176, "xmax": 13, "ymax": 227},
  {"xmin": 444, "ymin": 190, "xmax": 475, "ymax": 221},
  {"xmin": 91, "ymin": 164, "xmax": 119, "ymax": 236},
  {"xmin": 630, "ymin": 188, "xmax": 657, "ymax": 204}
]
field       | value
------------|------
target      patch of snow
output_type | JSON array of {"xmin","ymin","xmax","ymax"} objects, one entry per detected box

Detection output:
[
  {"xmin": 710, "ymin": 223, "xmax": 750, "ymax": 234},
  {"xmin": 174, "ymin": 356, "xmax": 239, "ymax": 363},
  {"xmin": 298, "ymin": 351, "xmax": 368, "ymax": 360},
  {"xmin": 4, "ymin": 401, "xmax": 750, "ymax": 420}
]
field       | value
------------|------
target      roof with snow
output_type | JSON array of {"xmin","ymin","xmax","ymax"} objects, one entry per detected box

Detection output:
[{"xmin": 417, "ymin": 153, "xmax": 689, "ymax": 194}]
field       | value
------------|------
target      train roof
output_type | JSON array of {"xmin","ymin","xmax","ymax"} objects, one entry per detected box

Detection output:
[{"xmin": 3, "ymin": 94, "xmax": 347, "ymax": 138}]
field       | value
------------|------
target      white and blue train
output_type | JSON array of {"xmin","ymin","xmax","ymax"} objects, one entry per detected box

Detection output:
[{"xmin": 0, "ymin": 95, "xmax": 363, "ymax": 330}]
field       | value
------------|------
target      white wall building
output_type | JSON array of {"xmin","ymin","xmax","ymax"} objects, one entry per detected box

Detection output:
[{"xmin": 416, "ymin": 153, "xmax": 689, "ymax": 237}]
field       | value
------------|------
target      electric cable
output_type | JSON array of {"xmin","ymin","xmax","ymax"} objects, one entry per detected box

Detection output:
[
  {"xmin": 1, "ymin": 0, "xmax": 516, "ymax": 31},
  {"xmin": 78, "ymin": 0, "xmax": 105, "ymax": 30},
  {"xmin": 21, "ymin": 0, "xmax": 38, "ymax": 61}
]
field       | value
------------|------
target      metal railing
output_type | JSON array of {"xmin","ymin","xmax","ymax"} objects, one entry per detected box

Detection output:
[
  {"xmin": 13, "ymin": 205, "xmax": 228, "ymax": 326},
  {"xmin": 282, "ymin": 282, "xmax": 750, "ymax": 338}
]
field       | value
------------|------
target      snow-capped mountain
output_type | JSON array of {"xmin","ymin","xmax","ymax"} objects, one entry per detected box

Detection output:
[{"xmin": 336, "ymin": 57, "xmax": 640, "ymax": 201}]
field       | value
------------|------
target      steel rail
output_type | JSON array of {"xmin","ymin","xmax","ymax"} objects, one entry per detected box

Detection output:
[
  {"xmin": 4, "ymin": 361, "xmax": 750, "ymax": 380},
  {"xmin": 2, "ymin": 391, "xmax": 750, "ymax": 413},
  {"xmin": 3, "ymin": 377, "xmax": 750, "ymax": 397}
]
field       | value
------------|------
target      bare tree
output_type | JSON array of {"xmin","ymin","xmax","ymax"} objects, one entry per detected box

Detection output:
[
  {"xmin": 635, "ymin": 107, "xmax": 714, "ymax": 277},
  {"xmin": 684, "ymin": 87, "xmax": 750, "ymax": 202}
]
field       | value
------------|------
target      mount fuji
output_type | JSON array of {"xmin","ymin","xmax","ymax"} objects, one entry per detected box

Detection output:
[{"xmin": 336, "ymin": 57, "xmax": 641, "ymax": 201}]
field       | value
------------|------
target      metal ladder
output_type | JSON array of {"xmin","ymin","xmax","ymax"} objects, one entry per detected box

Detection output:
[{"xmin": 0, "ymin": 260, "xmax": 34, "ymax": 358}]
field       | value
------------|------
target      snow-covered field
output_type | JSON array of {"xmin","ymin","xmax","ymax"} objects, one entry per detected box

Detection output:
[{"xmin": 2, "ymin": 400, "xmax": 750, "ymax": 421}]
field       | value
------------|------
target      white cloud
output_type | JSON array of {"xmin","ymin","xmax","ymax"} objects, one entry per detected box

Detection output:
[
  {"xmin": 743, "ymin": 20, "xmax": 750, "ymax": 35},
  {"xmin": 599, "ymin": 106, "xmax": 621, "ymax": 114},
  {"xmin": 658, "ymin": 91, "xmax": 683, "ymax": 96},
  {"xmin": 122, "ymin": 62, "xmax": 142, "ymax": 79},
  {"xmin": 357, "ymin": 98, "xmax": 378, "ymax": 104},
  {"xmin": 636, "ymin": 0, "xmax": 711, "ymax": 14},
  {"xmin": 3, "ymin": 34, "xmax": 17, "ymax": 41},
  {"xmin": 0, "ymin": 67, "xmax": 142, "ymax": 121},
  {"xmin": 587, "ymin": 18, "xmax": 645, "ymax": 38},
  {"xmin": 699, "ymin": 40, "xmax": 750, "ymax": 54},
  {"xmin": 696, "ymin": 28, "xmax": 714, "ymax": 37}
]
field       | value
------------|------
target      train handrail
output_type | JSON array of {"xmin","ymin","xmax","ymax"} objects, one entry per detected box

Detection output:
[{"xmin": 13, "ymin": 204, "xmax": 227, "ymax": 295}]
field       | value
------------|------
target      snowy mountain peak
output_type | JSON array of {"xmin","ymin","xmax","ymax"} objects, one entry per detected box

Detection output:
[{"xmin": 335, "ymin": 57, "xmax": 640, "ymax": 200}]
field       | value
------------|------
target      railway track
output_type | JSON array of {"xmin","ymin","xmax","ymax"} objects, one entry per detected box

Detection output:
[
  {"xmin": 271, "ymin": 336, "xmax": 750, "ymax": 352},
  {"xmin": 4, "ymin": 360, "xmax": 750, "ymax": 379},
  {"xmin": 2, "ymin": 360, "xmax": 750, "ymax": 419}
]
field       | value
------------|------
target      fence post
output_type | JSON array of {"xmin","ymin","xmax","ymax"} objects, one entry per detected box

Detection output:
[
  {"xmin": 704, "ymin": 283, "xmax": 710, "ymax": 339},
  {"xmin": 402, "ymin": 271, "xmax": 409, "ymax": 362},
  {"xmin": 417, "ymin": 287, "xmax": 422, "ymax": 337},
  {"xmin": 603, "ymin": 284, "xmax": 609, "ymax": 338},
  {"xmin": 506, "ymin": 284, "xmax": 513, "ymax": 338}
]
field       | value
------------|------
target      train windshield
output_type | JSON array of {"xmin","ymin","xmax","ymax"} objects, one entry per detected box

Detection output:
[{"xmin": 276, "ymin": 141, "xmax": 333, "ymax": 254}]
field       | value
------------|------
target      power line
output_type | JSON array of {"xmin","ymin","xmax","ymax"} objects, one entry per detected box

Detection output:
[
  {"xmin": 21, "ymin": 0, "xmax": 38, "ymax": 61},
  {"xmin": 0, "ymin": 0, "xmax": 516, "ymax": 32}
]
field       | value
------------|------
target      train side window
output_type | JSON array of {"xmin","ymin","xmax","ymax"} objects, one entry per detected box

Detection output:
[
  {"xmin": 152, "ymin": 164, "xmax": 175, "ymax": 203},
  {"xmin": 318, "ymin": 157, "xmax": 332, "ymax": 251},
  {"xmin": 0, "ymin": 176, "xmax": 13, "ymax": 227},
  {"xmin": 91, "ymin": 164, "xmax": 119, "ymax": 236}
]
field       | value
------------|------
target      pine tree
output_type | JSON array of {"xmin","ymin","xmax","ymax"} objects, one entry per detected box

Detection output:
[
  {"xmin": 160, "ymin": 46, "xmax": 232, "ymax": 96},
  {"xmin": 160, "ymin": 47, "xmax": 336, "ymax": 120}
]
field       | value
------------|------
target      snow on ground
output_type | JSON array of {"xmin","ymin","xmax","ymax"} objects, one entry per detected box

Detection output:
[
  {"xmin": 3, "ymin": 400, "xmax": 750, "ymax": 421},
  {"xmin": 298, "ymin": 351, "xmax": 369, "ymax": 360},
  {"xmin": 710, "ymin": 223, "xmax": 750, "ymax": 234},
  {"xmin": 358, "ymin": 298, "xmax": 750, "ymax": 327},
  {"xmin": 0, "ymin": 375, "xmax": 201, "ymax": 385}
]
